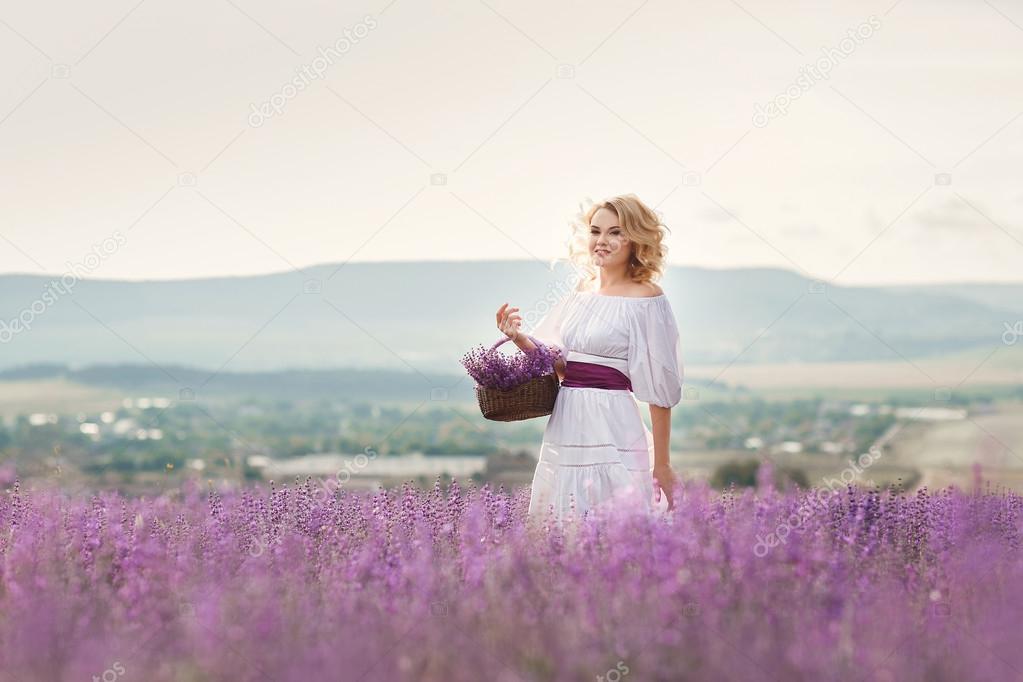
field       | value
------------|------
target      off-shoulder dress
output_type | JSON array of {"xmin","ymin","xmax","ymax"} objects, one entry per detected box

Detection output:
[{"xmin": 526, "ymin": 289, "xmax": 684, "ymax": 521}]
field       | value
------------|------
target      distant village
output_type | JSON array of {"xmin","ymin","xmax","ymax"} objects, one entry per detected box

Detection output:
[{"xmin": 0, "ymin": 393, "xmax": 985, "ymax": 494}]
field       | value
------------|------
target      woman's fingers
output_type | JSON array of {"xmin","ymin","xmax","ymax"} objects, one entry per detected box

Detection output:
[
  {"xmin": 495, "ymin": 304, "xmax": 520, "ymax": 325},
  {"xmin": 653, "ymin": 471, "xmax": 678, "ymax": 510},
  {"xmin": 496, "ymin": 304, "xmax": 523, "ymax": 339},
  {"xmin": 497, "ymin": 303, "xmax": 526, "ymax": 340}
]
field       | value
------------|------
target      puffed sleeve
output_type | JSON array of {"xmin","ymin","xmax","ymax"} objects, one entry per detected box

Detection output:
[
  {"xmin": 526, "ymin": 291, "xmax": 573, "ymax": 357},
  {"xmin": 627, "ymin": 296, "xmax": 684, "ymax": 408}
]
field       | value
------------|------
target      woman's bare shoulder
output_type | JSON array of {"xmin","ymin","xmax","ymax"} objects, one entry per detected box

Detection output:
[{"xmin": 628, "ymin": 281, "xmax": 664, "ymax": 297}]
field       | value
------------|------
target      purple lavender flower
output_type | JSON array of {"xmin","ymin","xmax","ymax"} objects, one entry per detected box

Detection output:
[
  {"xmin": 0, "ymin": 478, "xmax": 1021, "ymax": 680},
  {"xmin": 461, "ymin": 339, "xmax": 561, "ymax": 390}
]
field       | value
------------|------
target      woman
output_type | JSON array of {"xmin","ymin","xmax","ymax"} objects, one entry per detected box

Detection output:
[{"xmin": 496, "ymin": 194, "xmax": 684, "ymax": 522}]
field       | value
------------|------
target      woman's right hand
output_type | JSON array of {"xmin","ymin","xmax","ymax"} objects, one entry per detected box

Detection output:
[{"xmin": 496, "ymin": 303, "xmax": 522, "ymax": 342}]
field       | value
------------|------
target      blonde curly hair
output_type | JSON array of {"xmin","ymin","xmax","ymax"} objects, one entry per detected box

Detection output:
[{"xmin": 560, "ymin": 194, "xmax": 670, "ymax": 290}]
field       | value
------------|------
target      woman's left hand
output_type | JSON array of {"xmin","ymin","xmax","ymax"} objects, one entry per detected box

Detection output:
[{"xmin": 653, "ymin": 463, "xmax": 680, "ymax": 511}]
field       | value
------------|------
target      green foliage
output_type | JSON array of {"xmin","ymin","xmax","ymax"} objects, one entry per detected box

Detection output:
[
  {"xmin": 710, "ymin": 460, "xmax": 809, "ymax": 490},
  {"xmin": 711, "ymin": 460, "xmax": 759, "ymax": 489}
]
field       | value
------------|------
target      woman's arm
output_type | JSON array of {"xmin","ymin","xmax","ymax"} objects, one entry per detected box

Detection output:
[
  {"xmin": 649, "ymin": 404, "xmax": 671, "ymax": 467},
  {"xmin": 497, "ymin": 303, "xmax": 567, "ymax": 380},
  {"xmin": 650, "ymin": 404, "xmax": 677, "ymax": 509}
]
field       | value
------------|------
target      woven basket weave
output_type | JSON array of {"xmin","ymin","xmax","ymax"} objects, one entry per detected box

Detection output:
[{"xmin": 474, "ymin": 334, "xmax": 560, "ymax": 422}]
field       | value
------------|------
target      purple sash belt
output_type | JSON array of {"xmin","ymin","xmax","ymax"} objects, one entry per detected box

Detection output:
[{"xmin": 561, "ymin": 361, "xmax": 633, "ymax": 391}]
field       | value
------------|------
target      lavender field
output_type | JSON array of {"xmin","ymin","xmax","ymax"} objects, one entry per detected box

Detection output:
[{"xmin": 2, "ymin": 471, "xmax": 1021, "ymax": 682}]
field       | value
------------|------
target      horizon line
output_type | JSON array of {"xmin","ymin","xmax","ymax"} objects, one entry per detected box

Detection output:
[{"xmin": 1, "ymin": 259, "xmax": 1022, "ymax": 288}]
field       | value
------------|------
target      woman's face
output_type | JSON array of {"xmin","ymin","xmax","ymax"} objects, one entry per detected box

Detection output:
[{"xmin": 589, "ymin": 207, "xmax": 631, "ymax": 268}]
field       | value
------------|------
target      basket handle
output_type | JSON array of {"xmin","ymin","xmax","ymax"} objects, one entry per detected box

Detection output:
[{"xmin": 487, "ymin": 334, "xmax": 547, "ymax": 356}]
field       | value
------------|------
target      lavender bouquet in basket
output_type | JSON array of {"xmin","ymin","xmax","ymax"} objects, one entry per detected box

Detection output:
[{"xmin": 461, "ymin": 335, "xmax": 562, "ymax": 391}]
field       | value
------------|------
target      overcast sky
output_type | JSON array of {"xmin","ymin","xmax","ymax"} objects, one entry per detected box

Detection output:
[{"xmin": 2, "ymin": 0, "xmax": 1022, "ymax": 285}]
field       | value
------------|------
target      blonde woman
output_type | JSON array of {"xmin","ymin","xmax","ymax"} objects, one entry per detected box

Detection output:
[{"xmin": 496, "ymin": 194, "xmax": 684, "ymax": 521}]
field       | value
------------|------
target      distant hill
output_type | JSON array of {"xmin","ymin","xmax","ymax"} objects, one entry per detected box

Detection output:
[
  {"xmin": 0, "ymin": 363, "xmax": 465, "ymax": 403},
  {"xmin": 886, "ymin": 282, "xmax": 1023, "ymax": 316},
  {"xmin": 0, "ymin": 261, "xmax": 1019, "ymax": 380}
]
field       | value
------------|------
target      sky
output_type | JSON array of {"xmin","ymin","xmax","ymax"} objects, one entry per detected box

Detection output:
[{"xmin": 1, "ymin": 0, "xmax": 1022, "ymax": 285}]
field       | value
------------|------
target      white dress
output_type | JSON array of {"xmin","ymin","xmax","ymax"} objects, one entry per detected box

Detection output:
[{"xmin": 525, "ymin": 289, "xmax": 685, "ymax": 521}]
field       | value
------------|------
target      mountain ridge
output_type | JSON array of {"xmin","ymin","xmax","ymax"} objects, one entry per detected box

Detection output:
[{"xmin": 1, "ymin": 261, "xmax": 1018, "ymax": 373}]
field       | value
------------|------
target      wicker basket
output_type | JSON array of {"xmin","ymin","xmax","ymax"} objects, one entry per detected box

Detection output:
[{"xmin": 474, "ymin": 334, "xmax": 560, "ymax": 421}]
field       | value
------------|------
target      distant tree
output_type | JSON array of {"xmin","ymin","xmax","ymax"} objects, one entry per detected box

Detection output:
[
  {"xmin": 780, "ymin": 466, "xmax": 810, "ymax": 490},
  {"xmin": 711, "ymin": 460, "xmax": 759, "ymax": 489},
  {"xmin": 351, "ymin": 402, "xmax": 373, "ymax": 419},
  {"xmin": 710, "ymin": 460, "xmax": 809, "ymax": 490},
  {"xmin": 705, "ymin": 434, "xmax": 735, "ymax": 449}
]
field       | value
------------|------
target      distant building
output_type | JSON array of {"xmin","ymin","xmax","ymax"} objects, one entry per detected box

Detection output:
[
  {"xmin": 820, "ymin": 441, "xmax": 845, "ymax": 455},
  {"xmin": 262, "ymin": 452, "xmax": 487, "ymax": 481},
  {"xmin": 894, "ymin": 407, "xmax": 967, "ymax": 421}
]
